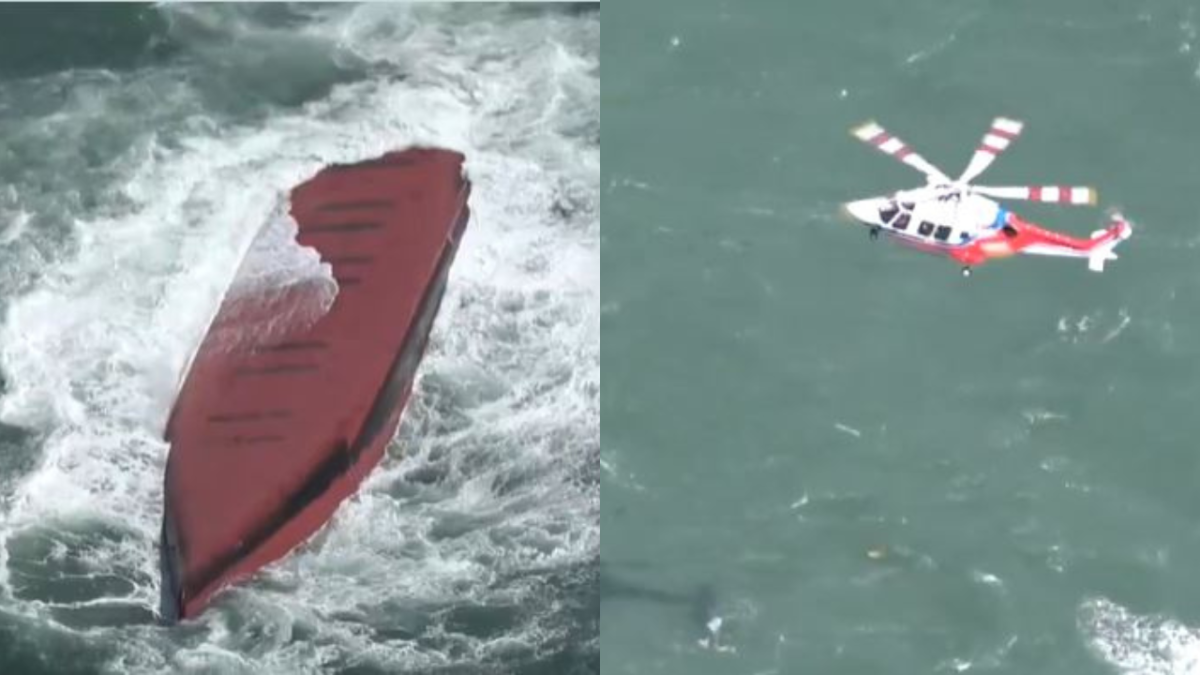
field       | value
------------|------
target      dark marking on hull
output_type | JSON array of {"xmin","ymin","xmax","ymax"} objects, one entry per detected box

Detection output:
[
  {"xmin": 234, "ymin": 364, "xmax": 319, "ymax": 377},
  {"xmin": 316, "ymin": 199, "xmax": 394, "ymax": 213},
  {"xmin": 207, "ymin": 410, "xmax": 291, "ymax": 424},
  {"xmin": 255, "ymin": 340, "xmax": 328, "ymax": 354},
  {"xmin": 304, "ymin": 221, "xmax": 383, "ymax": 235}
]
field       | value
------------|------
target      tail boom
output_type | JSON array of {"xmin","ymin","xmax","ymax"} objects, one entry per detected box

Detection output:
[{"xmin": 1012, "ymin": 212, "xmax": 1132, "ymax": 272}]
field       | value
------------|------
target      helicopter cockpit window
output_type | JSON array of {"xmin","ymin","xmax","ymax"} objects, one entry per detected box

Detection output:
[
  {"xmin": 893, "ymin": 212, "xmax": 911, "ymax": 230},
  {"xmin": 879, "ymin": 203, "xmax": 899, "ymax": 225},
  {"xmin": 934, "ymin": 225, "xmax": 952, "ymax": 241},
  {"xmin": 917, "ymin": 221, "xmax": 935, "ymax": 236}
]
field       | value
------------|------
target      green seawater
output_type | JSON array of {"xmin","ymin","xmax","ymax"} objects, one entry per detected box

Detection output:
[{"xmin": 603, "ymin": 1, "xmax": 1200, "ymax": 673}]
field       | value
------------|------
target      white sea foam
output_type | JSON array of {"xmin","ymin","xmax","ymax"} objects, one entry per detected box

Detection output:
[{"xmin": 1079, "ymin": 597, "xmax": 1200, "ymax": 674}]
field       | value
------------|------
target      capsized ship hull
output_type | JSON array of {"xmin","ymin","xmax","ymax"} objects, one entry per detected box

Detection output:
[{"xmin": 159, "ymin": 148, "xmax": 471, "ymax": 622}]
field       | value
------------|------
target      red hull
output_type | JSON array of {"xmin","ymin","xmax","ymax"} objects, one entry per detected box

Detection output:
[{"xmin": 159, "ymin": 148, "xmax": 471, "ymax": 622}]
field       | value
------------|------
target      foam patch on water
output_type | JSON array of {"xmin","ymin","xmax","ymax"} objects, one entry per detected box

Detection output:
[
  {"xmin": 1079, "ymin": 597, "xmax": 1200, "ymax": 674},
  {"xmin": 203, "ymin": 201, "xmax": 338, "ymax": 356},
  {"xmin": 1055, "ymin": 308, "xmax": 1132, "ymax": 346},
  {"xmin": 0, "ymin": 4, "xmax": 596, "ymax": 672}
]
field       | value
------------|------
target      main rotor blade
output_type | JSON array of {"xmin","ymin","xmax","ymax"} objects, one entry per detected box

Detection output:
[
  {"xmin": 957, "ymin": 117, "xmax": 1024, "ymax": 184},
  {"xmin": 851, "ymin": 121, "xmax": 951, "ymax": 184},
  {"xmin": 973, "ymin": 185, "xmax": 1098, "ymax": 205}
]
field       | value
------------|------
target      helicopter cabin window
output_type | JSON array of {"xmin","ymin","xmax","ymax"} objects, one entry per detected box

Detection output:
[
  {"xmin": 892, "ymin": 212, "xmax": 911, "ymax": 230},
  {"xmin": 934, "ymin": 225, "xmax": 952, "ymax": 241},
  {"xmin": 917, "ymin": 221, "xmax": 935, "ymax": 236},
  {"xmin": 879, "ymin": 204, "xmax": 899, "ymax": 224}
]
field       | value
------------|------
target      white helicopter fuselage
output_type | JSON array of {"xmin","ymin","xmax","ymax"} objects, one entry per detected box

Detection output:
[{"xmin": 843, "ymin": 187, "xmax": 1003, "ymax": 247}]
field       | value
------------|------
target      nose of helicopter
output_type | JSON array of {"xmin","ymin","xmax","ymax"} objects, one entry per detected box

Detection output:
[{"xmin": 841, "ymin": 198, "xmax": 884, "ymax": 224}]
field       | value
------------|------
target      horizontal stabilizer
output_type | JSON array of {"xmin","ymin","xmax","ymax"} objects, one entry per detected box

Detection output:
[
  {"xmin": 1086, "ymin": 215, "xmax": 1133, "ymax": 272},
  {"xmin": 1088, "ymin": 248, "xmax": 1116, "ymax": 272}
]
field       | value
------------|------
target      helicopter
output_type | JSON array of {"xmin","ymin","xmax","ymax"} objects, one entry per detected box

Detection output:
[{"xmin": 842, "ymin": 116, "xmax": 1131, "ymax": 277}]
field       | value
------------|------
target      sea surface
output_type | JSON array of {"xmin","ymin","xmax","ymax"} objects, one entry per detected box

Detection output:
[
  {"xmin": 0, "ymin": 4, "xmax": 598, "ymax": 674},
  {"xmin": 603, "ymin": 0, "xmax": 1200, "ymax": 673}
]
